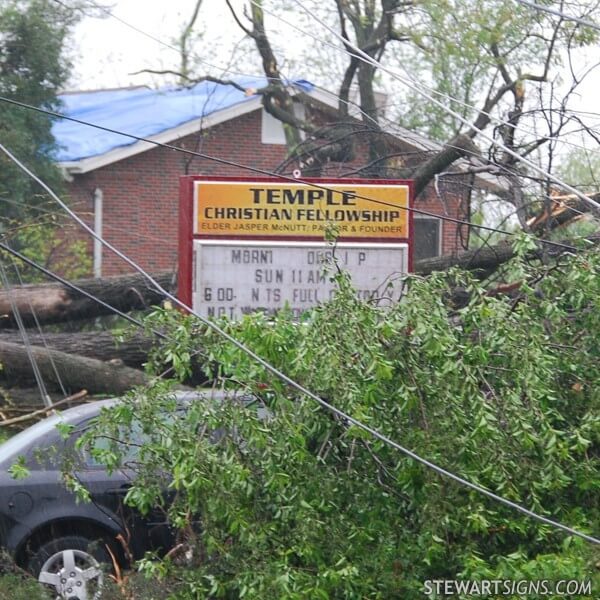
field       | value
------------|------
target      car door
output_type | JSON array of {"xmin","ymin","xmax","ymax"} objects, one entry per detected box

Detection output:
[{"xmin": 74, "ymin": 422, "xmax": 176, "ymax": 559}]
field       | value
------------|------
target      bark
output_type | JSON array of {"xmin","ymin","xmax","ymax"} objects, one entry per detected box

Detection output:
[
  {"xmin": 415, "ymin": 234, "xmax": 600, "ymax": 276},
  {"xmin": 0, "ymin": 271, "xmax": 174, "ymax": 329},
  {"xmin": 415, "ymin": 240, "xmax": 516, "ymax": 276},
  {"xmin": 0, "ymin": 331, "xmax": 151, "ymax": 368},
  {"xmin": 0, "ymin": 331, "xmax": 210, "ymax": 387},
  {"xmin": 411, "ymin": 134, "xmax": 482, "ymax": 198},
  {"xmin": 0, "ymin": 340, "xmax": 149, "ymax": 395}
]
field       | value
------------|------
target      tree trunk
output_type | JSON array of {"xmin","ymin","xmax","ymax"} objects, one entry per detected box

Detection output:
[
  {"xmin": 0, "ymin": 330, "xmax": 209, "ymax": 387},
  {"xmin": 0, "ymin": 271, "xmax": 175, "ymax": 329},
  {"xmin": 415, "ymin": 240, "xmax": 516, "ymax": 276},
  {"xmin": 0, "ymin": 331, "xmax": 152, "ymax": 368},
  {"xmin": 0, "ymin": 340, "xmax": 149, "ymax": 395},
  {"xmin": 415, "ymin": 234, "xmax": 600, "ymax": 276}
]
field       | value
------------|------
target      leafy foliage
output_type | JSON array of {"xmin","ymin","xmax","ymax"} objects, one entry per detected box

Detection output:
[
  {"xmin": 0, "ymin": 0, "xmax": 74, "ymax": 219},
  {"xmin": 1, "ymin": 216, "xmax": 92, "ymax": 282},
  {"xmin": 79, "ymin": 244, "xmax": 600, "ymax": 598},
  {"xmin": 0, "ymin": 0, "xmax": 86, "ymax": 279},
  {"xmin": 396, "ymin": 0, "xmax": 598, "ymax": 141},
  {"xmin": 557, "ymin": 148, "xmax": 600, "ymax": 194}
]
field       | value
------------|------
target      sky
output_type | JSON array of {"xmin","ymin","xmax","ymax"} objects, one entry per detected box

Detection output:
[{"xmin": 69, "ymin": 0, "xmax": 251, "ymax": 90}]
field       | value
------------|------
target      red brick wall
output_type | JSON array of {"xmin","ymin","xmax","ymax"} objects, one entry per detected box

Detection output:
[{"xmin": 66, "ymin": 108, "xmax": 466, "ymax": 277}]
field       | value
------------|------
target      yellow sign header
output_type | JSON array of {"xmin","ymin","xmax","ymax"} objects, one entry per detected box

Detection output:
[{"xmin": 194, "ymin": 181, "xmax": 410, "ymax": 239}]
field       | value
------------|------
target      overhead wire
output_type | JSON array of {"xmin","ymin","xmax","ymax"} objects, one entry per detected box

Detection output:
[
  {"xmin": 264, "ymin": 1, "xmax": 598, "ymax": 224},
  {"xmin": 0, "ymin": 141, "xmax": 597, "ymax": 545},
  {"xmin": 77, "ymin": 0, "xmax": 600, "ymax": 160},
  {"xmin": 0, "ymin": 95, "xmax": 579, "ymax": 252},
  {"xmin": 9, "ymin": 256, "xmax": 69, "ymax": 399},
  {"xmin": 271, "ymin": 0, "xmax": 597, "ymax": 252},
  {"xmin": 9, "ymin": 0, "xmax": 599, "ymax": 544},
  {"xmin": 282, "ymin": 0, "xmax": 600, "ymax": 215},
  {"xmin": 0, "ymin": 258, "xmax": 52, "ymax": 408},
  {"xmin": 59, "ymin": 0, "xmax": 600, "ymax": 231},
  {"xmin": 246, "ymin": 0, "xmax": 600, "ymax": 158},
  {"xmin": 516, "ymin": 0, "xmax": 600, "ymax": 32}
]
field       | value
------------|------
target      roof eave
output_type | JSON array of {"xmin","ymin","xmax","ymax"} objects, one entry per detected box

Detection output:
[
  {"xmin": 59, "ymin": 95, "xmax": 265, "ymax": 175},
  {"xmin": 58, "ymin": 85, "xmax": 509, "ymax": 194}
]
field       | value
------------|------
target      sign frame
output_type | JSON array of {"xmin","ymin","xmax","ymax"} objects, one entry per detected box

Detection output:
[
  {"xmin": 192, "ymin": 239, "xmax": 409, "ymax": 319},
  {"xmin": 178, "ymin": 176, "xmax": 414, "ymax": 309}
]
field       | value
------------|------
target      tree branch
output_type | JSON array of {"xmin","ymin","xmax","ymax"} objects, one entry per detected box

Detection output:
[
  {"xmin": 415, "ymin": 234, "xmax": 600, "ymax": 276},
  {"xmin": 0, "ymin": 390, "xmax": 88, "ymax": 427}
]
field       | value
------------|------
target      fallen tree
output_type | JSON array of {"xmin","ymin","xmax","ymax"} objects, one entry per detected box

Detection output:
[
  {"xmin": 414, "ymin": 233, "xmax": 600, "ymax": 276},
  {"xmin": 0, "ymin": 330, "xmax": 209, "ymax": 390},
  {"xmin": 0, "ymin": 330, "xmax": 152, "ymax": 369},
  {"xmin": 0, "ymin": 270, "xmax": 174, "ymax": 329},
  {"xmin": 0, "ymin": 339, "xmax": 150, "ymax": 396}
]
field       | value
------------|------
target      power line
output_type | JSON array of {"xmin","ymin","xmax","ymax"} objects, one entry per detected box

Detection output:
[
  {"xmin": 79, "ymin": 0, "xmax": 600, "ymax": 159},
  {"xmin": 243, "ymin": 0, "xmax": 599, "ymax": 162},
  {"xmin": 9, "ymin": 257, "xmax": 69, "ymax": 399},
  {"xmin": 54, "ymin": 0, "xmax": 600, "ymax": 224},
  {"xmin": 287, "ymin": 0, "xmax": 600, "ymax": 216},
  {"xmin": 517, "ymin": 0, "xmax": 600, "ymax": 32},
  {"xmin": 245, "ymin": 0, "xmax": 599, "ymax": 194},
  {"xmin": 249, "ymin": 0, "xmax": 600, "ymax": 157},
  {"xmin": 0, "ymin": 94, "xmax": 579, "ymax": 252},
  {"xmin": 0, "ymin": 140, "xmax": 597, "ymax": 545},
  {"xmin": 0, "ymin": 240, "xmax": 166, "ymax": 339},
  {"xmin": 0, "ymin": 259, "xmax": 52, "ymax": 408}
]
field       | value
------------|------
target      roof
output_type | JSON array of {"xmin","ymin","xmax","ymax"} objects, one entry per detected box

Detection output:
[
  {"xmin": 52, "ymin": 77, "xmax": 507, "ymax": 192},
  {"xmin": 53, "ymin": 76, "xmax": 313, "ymax": 173}
]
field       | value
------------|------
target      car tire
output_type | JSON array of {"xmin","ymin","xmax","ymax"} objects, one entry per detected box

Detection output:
[{"xmin": 28, "ymin": 535, "xmax": 112, "ymax": 600}]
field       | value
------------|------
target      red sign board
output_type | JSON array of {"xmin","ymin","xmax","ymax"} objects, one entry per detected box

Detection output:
[{"xmin": 179, "ymin": 176, "xmax": 413, "ymax": 311}]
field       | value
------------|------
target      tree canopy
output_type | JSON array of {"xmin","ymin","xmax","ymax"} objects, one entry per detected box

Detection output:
[
  {"xmin": 0, "ymin": 0, "xmax": 75, "ymax": 219},
  {"xmin": 0, "ymin": 0, "xmax": 88, "ymax": 278},
  {"xmin": 161, "ymin": 0, "xmax": 600, "ymax": 237},
  {"xmin": 76, "ymin": 239, "xmax": 600, "ymax": 597}
]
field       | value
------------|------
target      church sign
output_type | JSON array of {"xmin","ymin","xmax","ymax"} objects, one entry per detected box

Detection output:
[{"xmin": 179, "ymin": 177, "xmax": 412, "ymax": 317}]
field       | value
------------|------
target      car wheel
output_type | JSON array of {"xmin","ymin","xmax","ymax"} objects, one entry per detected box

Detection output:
[{"xmin": 28, "ymin": 535, "xmax": 111, "ymax": 600}]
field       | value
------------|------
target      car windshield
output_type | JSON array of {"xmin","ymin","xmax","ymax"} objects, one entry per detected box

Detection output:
[{"xmin": 0, "ymin": 413, "xmax": 66, "ymax": 464}]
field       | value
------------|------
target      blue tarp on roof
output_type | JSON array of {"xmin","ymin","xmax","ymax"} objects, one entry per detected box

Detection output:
[{"xmin": 53, "ymin": 77, "xmax": 313, "ymax": 163}]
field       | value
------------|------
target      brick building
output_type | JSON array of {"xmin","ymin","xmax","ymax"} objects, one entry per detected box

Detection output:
[{"xmin": 54, "ymin": 77, "xmax": 479, "ymax": 278}]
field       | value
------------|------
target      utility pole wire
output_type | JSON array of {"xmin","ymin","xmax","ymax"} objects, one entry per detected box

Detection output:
[
  {"xmin": 10, "ymin": 258, "xmax": 69, "ymax": 399},
  {"xmin": 0, "ymin": 95, "xmax": 579, "ymax": 253},
  {"xmin": 0, "ymin": 260, "xmax": 52, "ymax": 408},
  {"xmin": 251, "ymin": 0, "xmax": 600, "ymax": 157},
  {"xmin": 0, "ymin": 141, "xmax": 597, "ymax": 545},
  {"xmin": 79, "ymin": 0, "xmax": 600, "ymax": 158},
  {"xmin": 517, "ymin": 0, "xmax": 600, "ymax": 32},
  {"xmin": 286, "ymin": 0, "xmax": 600, "ymax": 215}
]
